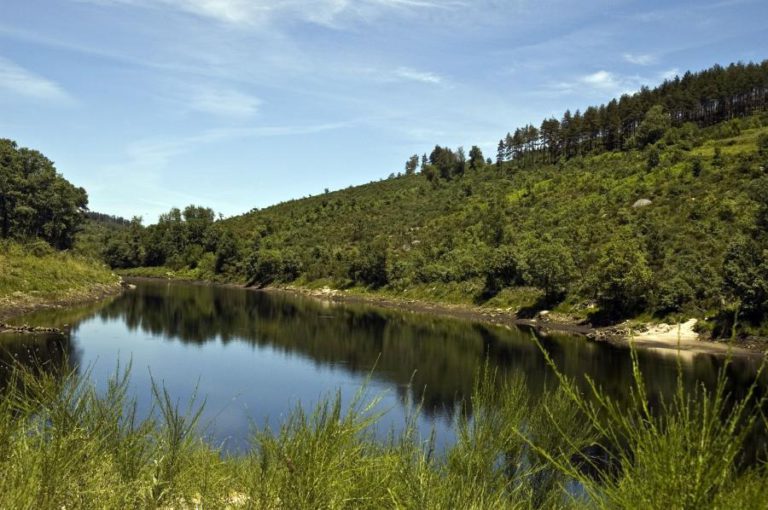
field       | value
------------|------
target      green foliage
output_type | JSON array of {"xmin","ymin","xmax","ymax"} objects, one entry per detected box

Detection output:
[
  {"xmin": 429, "ymin": 145, "xmax": 465, "ymax": 180},
  {"xmin": 520, "ymin": 237, "xmax": 576, "ymax": 303},
  {"xmin": 214, "ymin": 231, "xmax": 239, "ymax": 274},
  {"xmin": 246, "ymin": 248, "xmax": 301, "ymax": 287},
  {"xmin": 722, "ymin": 237, "xmax": 768, "ymax": 322},
  {"xmin": 752, "ymin": 177, "xmax": 768, "ymax": 230},
  {"xmin": 691, "ymin": 156, "xmax": 703, "ymax": 177},
  {"xmin": 404, "ymin": 154, "xmax": 419, "ymax": 175},
  {"xmin": 103, "ymin": 217, "xmax": 145, "ymax": 269},
  {"xmin": 98, "ymin": 204, "xmax": 244, "ymax": 281},
  {"xmin": 0, "ymin": 241, "xmax": 119, "ymax": 307},
  {"xmin": 348, "ymin": 240, "xmax": 388, "ymax": 288},
  {"xmin": 758, "ymin": 132, "xmax": 768, "ymax": 158},
  {"xmin": 468, "ymin": 145, "xmax": 485, "ymax": 171},
  {"xmin": 646, "ymin": 146, "xmax": 661, "ymax": 169},
  {"xmin": 587, "ymin": 237, "xmax": 654, "ymax": 318},
  {"xmin": 636, "ymin": 105, "xmax": 672, "ymax": 148},
  {"xmin": 0, "ymin": 349, "xmax": 765, "ymax": 508},
  {"xmin": 483, "ymin": 245, "xmax": 520, "ymax": 295},
  {"xmin": 0, "ymin": 139, "xmax": 88, "ymax": 249}
]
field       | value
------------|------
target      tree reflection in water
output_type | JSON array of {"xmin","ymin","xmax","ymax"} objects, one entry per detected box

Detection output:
[{"xmin": 3, "ymin": 279, "xmax": 764, "ymax": 453}]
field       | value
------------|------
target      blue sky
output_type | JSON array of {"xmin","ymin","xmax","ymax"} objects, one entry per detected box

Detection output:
[{"xmin": 1, "ymin": 0, "xmax": 766, "ymax": 221}]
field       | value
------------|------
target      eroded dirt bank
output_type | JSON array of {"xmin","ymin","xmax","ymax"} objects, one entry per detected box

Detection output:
[{"xmin": 0, "ymin": 282, "xmax": 124, "ymax": 333}]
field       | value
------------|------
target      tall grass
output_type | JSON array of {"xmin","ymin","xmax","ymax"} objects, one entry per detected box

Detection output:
[
  {"xmin": 0, "ymin": 346, "xmax": 765, "ymax": 509},
  {"xmin": 0, "ymin": 241, "xmax": 119, "ymax": 314}
]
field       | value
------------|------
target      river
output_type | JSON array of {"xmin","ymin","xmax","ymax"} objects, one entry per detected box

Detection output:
[{"xmin": 1, "ymin": 279, "xmax": 764, "ymax": 453}]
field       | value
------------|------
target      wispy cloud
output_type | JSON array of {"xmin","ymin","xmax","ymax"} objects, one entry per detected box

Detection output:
[
  {"xmin": 189, "ymin": 88, "xmax": 262, "ymax": 118},
  {"xmin": 112, "ymin": 120, "xmax": 355, "ymax": 172},
  {"xmin": 93, "ymin": 119, "xmax": 356, "ymax": 217},
  {"xmin": 76, "ymin": 0, "xmax": 459, "ymax": 27},
  {"xmin": 547, "ymin": 66, "xmax": 689, "ymax": 99},
  {"xmin": 393, "ymin": 67, "xmax": 443, "ymax": 85},
  {"xmin": 659, "ymin": 68, "xmax": 680, "ymax": 81},
  {"xmin": 0, "ymin": 57, "xmax": 73, "ymax": 103},
  {"xmin": 581, "ymin": 70, "xmax": 621, "ymax": 89},
  {"xmin": 546, "ymin": 70, "xmax": 645, "ymax": 98},
  {"xmin": 623, "ymin": 52, "xmax": 655, "ymax": 65}
]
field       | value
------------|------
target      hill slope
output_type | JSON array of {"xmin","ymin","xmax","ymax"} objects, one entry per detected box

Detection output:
[
  {"xmin": 99, "ymin": 60, "xmax": 768, "ymax": 339},
  {"xmin": 107, "ymin": 114, "xmax": 768, "ymax": 338},
  {"xmin": 219, "ymin": 116, "xmax": 768, "ymax": 330}
]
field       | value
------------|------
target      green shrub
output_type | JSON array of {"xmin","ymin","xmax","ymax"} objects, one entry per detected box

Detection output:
[
  {"xmin": 0, "ymin": 346, "xmax": 765, "ymax": 509},
  {"xmin": 521, "ymin": 238, "xmax": 576, "ymax": 303},
  {"xmin": 758, "ymin": 132, "xmax": 768, "ymax": 158},
  {"xmin": 348, "ymin": 241, "xmax": 388, "ymax": 288},
  {"xmin": 587, "ymin": 238, "xmax": 654, "ymax": 318},
  {"xmin": 722, "ymin": 237, "xmax": 768, "ymax": 322},
  {"xmin": 27, "ymin": 239, "xmax": 55, "ymax": 257}
]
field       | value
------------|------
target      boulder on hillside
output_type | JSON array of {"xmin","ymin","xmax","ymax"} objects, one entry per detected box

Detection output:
[{"xmin": 632, "ymin": 198, "xmax": 653, "ymax": 208}]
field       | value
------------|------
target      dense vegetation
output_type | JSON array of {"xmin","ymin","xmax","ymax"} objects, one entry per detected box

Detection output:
[
  {"xmin": 0, "ymin": 139, "xmax": 88, "ymax": 250},
  {"xmin": 97, "ymin": 61, "xmax": 768, "ymax": 339},
  {"xmin": 0, "ymin": 241, "xmax": 118, "ymax": 318},
  {"xmin": 0, "ymin": 346, "xmax": 765, "ymax": 509},
  {"xmin": 0, "ymin": 140, "xmax": 120, "ymax": 316},
  {"xmin": 489, "ymin": 61, "xmax": 768, "ymax": 167}
]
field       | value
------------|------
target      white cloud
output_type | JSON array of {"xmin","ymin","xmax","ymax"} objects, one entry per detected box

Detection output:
[
  {"xmin": 623, "ymin": 53, "xmax": 655, "ymax": 66},
  {"xmin": 189, "ymin": 88, "xmax": 262, "ymax": 117},
  {"xmin": 581, "ymin": 70, "xmax": 620, "ymax": 89},
  {"xmin": 659, "ymin": 68, "xmax": 680, "ymax": 81},
  {"xmin": 546, "ymin": 70, "xmax": 646, "ymax": 97},
  {"xmin": 394, "ymin": 67, "xmax": 443, "ymax": 85},
  {"xmin": 0, "ymin": 57, "xmax": 72, "ymax": 103}
]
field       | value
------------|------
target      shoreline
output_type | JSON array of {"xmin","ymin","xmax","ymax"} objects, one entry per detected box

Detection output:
[
  {"xmin": 116, "ymin": 276, "xmax": 766, "ymax": 358},
  {"xmin": 261, "ymin": 284, "xmax": 765, "ymax": 358},
  {"xmin": 0, "ymin": 281, "xmax": 124, "ymax": 333}
]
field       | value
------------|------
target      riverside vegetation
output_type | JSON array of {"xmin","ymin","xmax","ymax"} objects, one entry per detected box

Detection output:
[
  {"xmin": 0, "ymin": 347, "xmax": 766, "ymax": 509},
  {"xmin": 0, "ymin": 241, "xmax": 119, "ymax": 319},
  {"xmin": 0, "ymin": 138, "xmax": 120, "ymax": 317},
  {"xmin": 94, "ymin": 61, "xmax": 768, "ymax": 340}
]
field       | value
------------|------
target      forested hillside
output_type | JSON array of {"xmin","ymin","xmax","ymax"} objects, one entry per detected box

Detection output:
[{"xmin": 100, "ymin": 61, "xmax": 768, "ymax": 338}]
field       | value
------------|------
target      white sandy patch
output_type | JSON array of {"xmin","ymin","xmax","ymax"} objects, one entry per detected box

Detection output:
[{"xmin": 629, "ymin": 319, "xmax": 699, "ymax": 343}]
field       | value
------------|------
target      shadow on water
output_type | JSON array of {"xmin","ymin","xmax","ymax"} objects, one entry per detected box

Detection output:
[
  {"xmin": 0, "ymin": 333, "xmax": 79, "ymax": 392},
  {"xmin": 3, "ymin": 279, "xmax": 766, "ymax": 453}
]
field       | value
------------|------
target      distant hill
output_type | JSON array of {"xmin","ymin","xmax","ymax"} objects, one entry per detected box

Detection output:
[{"xmin": 100, "ymin": 60, "xmax": 768, "ymax": 338}]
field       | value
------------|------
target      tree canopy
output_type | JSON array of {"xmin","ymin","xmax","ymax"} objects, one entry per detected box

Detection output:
[{"xmin": 0, "ymin": 139, "xmax": 88, "ymax": 249}]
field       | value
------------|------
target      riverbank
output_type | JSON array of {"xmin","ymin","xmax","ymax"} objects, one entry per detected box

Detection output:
[
  {"xmin": 0, "ymin": 242, "xmax": 123, "ymax": 328},
  {"xmin": 263, "ymin": 284, "xmax": 764, "ymax": 358},
  {"xmin": 116, "ymin": 272, "xmax": 765, "ymax": 357}
]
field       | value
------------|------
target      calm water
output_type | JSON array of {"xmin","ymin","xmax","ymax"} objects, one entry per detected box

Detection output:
[{"xmin": 2, "ymin": 279, "xmax": 765, "ymax": 453}]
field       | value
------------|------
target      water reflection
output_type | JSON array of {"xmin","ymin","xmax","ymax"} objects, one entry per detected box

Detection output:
[
  {"xmin": 3, "ymin": 279, "xmax": 765, "ymax": 451},
  {"xmin": 0, "ymin": 333, "xmax": 78, "ymax": 392}
]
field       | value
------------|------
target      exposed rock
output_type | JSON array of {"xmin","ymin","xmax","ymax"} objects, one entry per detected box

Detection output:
[
  {"xmin": 632, "ymin": 198, "xmax": 653, "ymax": 208},
  {"xmin": 0, "ymin": 322, "xmax": 65, "ymax": 335}
]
